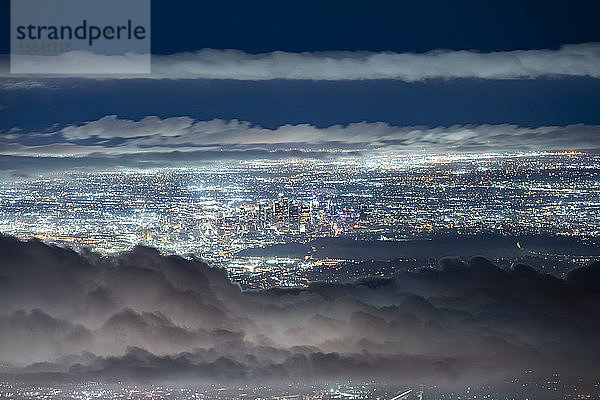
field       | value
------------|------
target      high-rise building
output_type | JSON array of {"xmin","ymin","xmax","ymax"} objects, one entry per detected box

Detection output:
[{"xmin": 289, "ymin": 202, "xmax": 299, "ymax": 224}]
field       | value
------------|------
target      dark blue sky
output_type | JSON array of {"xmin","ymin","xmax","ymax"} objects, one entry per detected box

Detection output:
[
  {"xmin": 1, "ymin": 0, "xmax": 600, "ymax": 154},
  {"xmin": 2, "ymin": 78, "xmax": 600, "ymax": 132},
  {"xmin": 2, "ymin": 0, "xmax": 600, "ymax": 53},
  {"xmin": 150, "ymin": 0, "xmax": 600, "ymax": 53}
]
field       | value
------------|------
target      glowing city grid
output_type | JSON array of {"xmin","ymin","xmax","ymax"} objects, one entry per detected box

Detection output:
[{"xmin": 1, "ymin": 151, "xmax": 598, "ymax": 288}]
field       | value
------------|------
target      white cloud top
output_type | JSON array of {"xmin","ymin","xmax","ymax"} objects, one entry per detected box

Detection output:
[
  {"xmin": 1, "ymin": 115, "xmax": 599, "ymax": 156},
  {"xmin": 4, "ymin": 43, "xmax": 600, "ymax": 81}
]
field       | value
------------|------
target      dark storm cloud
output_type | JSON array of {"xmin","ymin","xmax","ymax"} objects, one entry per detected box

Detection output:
[
  {"xmin": 0, "ymin": 310, "xmax": 92, "ymax": 366},
  {"xmin": 1, "ymin": 235, "xmax": 600, "ymax": 387}
]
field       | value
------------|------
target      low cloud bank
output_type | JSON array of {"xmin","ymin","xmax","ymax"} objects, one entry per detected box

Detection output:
[
  {"xmin": 0, "ymin": 235, "xmax": 599, "ymax": 387},
  {"xmin": 2, "ymin": 116, "xmax": 599, "ymax": 157}
]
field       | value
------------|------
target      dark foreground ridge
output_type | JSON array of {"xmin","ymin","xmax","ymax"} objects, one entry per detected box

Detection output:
[{"xmin": 0, "ymin": 234, "xmax": 599, "ymax": 388}]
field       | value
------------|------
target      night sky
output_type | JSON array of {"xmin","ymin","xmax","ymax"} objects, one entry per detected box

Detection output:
[
  {"xmin": 0, "ymin": 0, "xmax": 599, "ymax": 158},
  {"xmin": 3, "ymin": 0, "xmax": 600, "ymax": 53}
]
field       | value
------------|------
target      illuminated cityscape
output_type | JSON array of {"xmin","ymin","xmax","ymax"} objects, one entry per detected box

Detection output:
[
  {"xmin": 1, "ymin": 374, "xmax": 599, "ymax": 400},
  {"xmin": 0, "ymin": 151, "xmax": 598, "ymax": 288}
]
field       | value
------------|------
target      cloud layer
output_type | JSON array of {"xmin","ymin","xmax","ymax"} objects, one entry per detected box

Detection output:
[
  {"xmin": 4, "ymin": 43, "xmax": 600, "ymax": 81},
  {"xmin": 0, "ymin": 235, "xmax": 599, "ymax": 389},
  {"xmin": 1, "ymin": 115, "xmax": 599, "ymax": 158}
]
